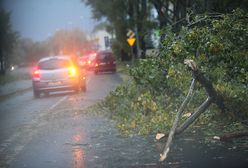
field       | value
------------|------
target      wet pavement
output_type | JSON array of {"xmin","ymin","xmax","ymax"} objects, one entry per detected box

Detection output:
[
  {"xmin": 0, "ymin": 71, "xmax": 247, "ymax": 168},
  {"xmin": 0, "ymin": 67, "xmax": 31, "ymax": 98}
]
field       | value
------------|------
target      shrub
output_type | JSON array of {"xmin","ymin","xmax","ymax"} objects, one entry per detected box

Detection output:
[{"xmin": 105, "ymin": 9, "xmax": 248, "ymax": 135}]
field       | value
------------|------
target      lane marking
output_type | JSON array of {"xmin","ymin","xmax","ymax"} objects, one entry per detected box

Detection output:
[
  {"xmin": 0, "ymin": 75, "xmax": 91, "ymax": 166},
  {"xmin": 48, "ymin": 95, "xmax": 68, "ymax": 111},
  {"xmin": 0, "ymin": 95, "xmax": 68, "ymax": 167},
  {"xmin": 0, "ymin": 96, "xmax": 68, "ymax": 154},
  {"xmin": 0, "ymin": 132, "xmax": 21, "ymax": 153}
]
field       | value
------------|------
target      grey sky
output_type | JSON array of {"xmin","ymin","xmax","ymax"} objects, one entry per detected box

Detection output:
[{"xmin": 2, "ymin": 0, "xmax": 96, "ymax": 41}]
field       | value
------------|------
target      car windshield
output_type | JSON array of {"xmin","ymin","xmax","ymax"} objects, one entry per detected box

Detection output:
[
  {"xmin": 88, "ymin": 54, "xmax": 96, "ymax": 61},
  {"xmin": 38, "ymin": 59, "xmax": 70, "ymax": 70},
  {"xmin": 99, "ymin": 53, "xmax": 113, "ymax": 62}
]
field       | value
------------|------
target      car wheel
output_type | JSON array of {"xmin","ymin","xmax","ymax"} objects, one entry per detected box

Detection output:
[
  {"xmin": 33, "ymin": 89, "xmax": 40, "ymax": 98},
  {"xmin": 81, "ymin": 79, "xmax": 86, "ymax": 92},
  {"xmin": 74, "ymin": 84, "xmax": 81, "ymax": 93},
  {"xmin": 44, "ymin": 91, "xmax": 49, "ymax": 97}
]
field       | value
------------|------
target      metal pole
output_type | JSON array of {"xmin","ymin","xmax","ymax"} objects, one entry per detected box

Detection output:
[
  {"xmin": 135, "ymin": 27, "xmax": 141, "ymax": 58},
  {"xmin": 131, "ymin": 46, "xmax": 134, "ymax": 65}
]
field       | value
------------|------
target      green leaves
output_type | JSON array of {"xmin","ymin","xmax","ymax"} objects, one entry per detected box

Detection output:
[{"xmin": 104, "ymin": 9, "xmax": 248, "ymax": 136}]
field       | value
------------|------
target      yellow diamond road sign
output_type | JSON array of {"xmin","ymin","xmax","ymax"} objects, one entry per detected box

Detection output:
[{"xmin": 127, "ymin": 37, "xmax": 136, "ymax": 46}]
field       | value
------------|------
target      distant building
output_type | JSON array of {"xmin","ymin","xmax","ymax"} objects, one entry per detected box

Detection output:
[{"xmin": 92, "ymin": 30, "xmax": 113, "ymax": 51}]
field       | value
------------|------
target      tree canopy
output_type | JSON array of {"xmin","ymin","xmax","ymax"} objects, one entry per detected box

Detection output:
[
  {"xmin": 105, "ymin": 9, "xmax": 248, "ymax": 136},
  {"xmin": 82, "ymin": 0, "xmax": 248, "ymax": 60},
  {"xmin": 0, "ymin": 9, "xmax": 18, "ymax": 74}
]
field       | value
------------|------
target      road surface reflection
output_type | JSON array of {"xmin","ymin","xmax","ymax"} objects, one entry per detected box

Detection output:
[{"xmin": 72, "ymin": 134, "xmax": 85, "ymax": 168}]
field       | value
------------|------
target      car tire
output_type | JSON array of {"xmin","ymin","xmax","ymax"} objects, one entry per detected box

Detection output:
[
  {"xmin": 33, "ymin": 89, "xmax": 40, "ymax": 98},
  {"xmin": 74, "ymin": 84, "xmax": 81, "ymax": 93},
  {"xmin": 44, "ymin": 91, "xmax": 49, "ymax": 97}
]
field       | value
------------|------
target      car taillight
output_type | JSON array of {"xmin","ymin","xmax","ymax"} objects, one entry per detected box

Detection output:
[
  {"xmin": 33, "ymin": 69, "xmax": 40, "ymax": 78},
  {"xmin": 95, "ymin": 63, "xmax": 99, "ymax": 67},
  {"xmin": 68, "ymin": 66, "xmax": 77, "ymax": 77}
]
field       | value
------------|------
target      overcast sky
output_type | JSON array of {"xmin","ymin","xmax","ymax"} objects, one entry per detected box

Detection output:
[{"xmin": 2, "ymin": 0, "xmax": 96, "ymax": 41}]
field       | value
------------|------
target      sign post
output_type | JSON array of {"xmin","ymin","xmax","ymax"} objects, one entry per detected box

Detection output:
[{"xmin": 126, "ymin": 29, "xmax": 136, "ymax": 64}]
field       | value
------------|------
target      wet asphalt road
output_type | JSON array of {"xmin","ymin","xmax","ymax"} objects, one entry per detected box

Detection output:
[
  {"xmin": 0, "ymin": 72, "xmax": 123, "ymax": 168},
  {"xmin": 0, "ymin": 72, "xmax": 248, "ymax": 168}
]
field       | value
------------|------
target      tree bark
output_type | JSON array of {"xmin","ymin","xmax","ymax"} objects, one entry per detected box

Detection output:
[
  {"xmin": 186, "ymin": 60, "xmax": 225, "ymax": 112},
  {"xmin": 0, "ymin": 49, "xmax": 6, "ymax": 75}
]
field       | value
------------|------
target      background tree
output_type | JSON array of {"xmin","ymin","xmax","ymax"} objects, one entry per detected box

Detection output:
[
  {"xmin": 48, "ymin": 28, "xmax": 91, "ymax": 57},
  {"xmin": 150, "ymin": 0, "xmax": 248, "ymax": 31},
  {"xmin": 0, "ymin": 9, "xmax": 18, "ymax": 74},
  {"xmin": 83, "ymin": 0, "xmax": 155, "ymax": 60},
  {"xmin": 10, "ymin": 29, "xmax": 91, "ymax": 66},
  {"xmin": 10, "ymin": 38, "xmax": 34, "ymax": 66}
]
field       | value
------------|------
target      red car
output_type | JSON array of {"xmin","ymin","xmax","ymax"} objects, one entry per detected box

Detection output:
[
  {"xmin": 94, "ymin": 51, "xmax": 116, "ymax": 74},
  {"xmin": 78, "ymin": 53, "xmax": 97, "ymax": 70}
]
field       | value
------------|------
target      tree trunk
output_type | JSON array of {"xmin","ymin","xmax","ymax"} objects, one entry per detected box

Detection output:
[
  {"xmin": 0, "ymin": 49, "xmax": 6, "ymax": 75},
  {"xmin": 188, "ymin": 62, "xmax": 225, "ymax": 112}
]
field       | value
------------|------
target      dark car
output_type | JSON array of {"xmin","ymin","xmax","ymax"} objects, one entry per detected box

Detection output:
[
  {"xmin": 94, "ymin": 51, "xmax": 116, "ymax": 74},
  {"xmin": 32, "ymin": 56, "xmax": 86, "ymax": 98}
]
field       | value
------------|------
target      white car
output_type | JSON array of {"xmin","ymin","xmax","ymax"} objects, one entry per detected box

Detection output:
[{"xmin": 32, "ymin": 56, "xmax": 86, "ymax": 98}]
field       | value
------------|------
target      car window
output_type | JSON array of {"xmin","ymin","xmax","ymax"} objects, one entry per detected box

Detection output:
[
  {"xmin": 38, "ymin": 59, "xmax": 71, "ymax": 70},
  {"xmin": 88, "ymin": 54, "xmax": 96, "ymax": 61},
  {"xmin": 99, "ymin": 53, "xmax": 114, "ymax": 62}
]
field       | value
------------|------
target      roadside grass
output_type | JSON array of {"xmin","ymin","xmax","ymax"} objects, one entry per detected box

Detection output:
[
  {"xmin": 116, "ymin": 61, "xmax": 132, "ymax": 82},
  {"xmin": 100, "ymin": 85, "xmax": 248, "ymax": 141},
  {"xmin": 99, "ymin": 64, "xmax": 248, "ymax": 141},
  {"xmin": 116, "ymin": 61, "xmax": 131, "ymax": 74},
  {"xmin": 0, "ymin": 70, "xmax": 30, "ymax": 85},
  {"xmin": 83, "ymin": 61, "xmax": 248, "ymax": 143}
]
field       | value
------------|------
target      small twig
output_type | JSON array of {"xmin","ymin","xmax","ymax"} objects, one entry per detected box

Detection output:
[{"xmin": 216, "ymin": 132, "xmax": 248, "ymax": 142}]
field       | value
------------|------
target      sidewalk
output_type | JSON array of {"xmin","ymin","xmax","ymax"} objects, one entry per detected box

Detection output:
[
  {"xmin": 0, "ymin": 67, "xmax": 32, "ymax": 98},
  {"xmin": 0, "ymin": 79, "xmax": 32, "ymax": 97}
]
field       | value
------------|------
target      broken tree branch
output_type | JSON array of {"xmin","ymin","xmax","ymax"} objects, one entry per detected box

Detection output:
[
  {"xmin": 215, "ymin": 132, "xmax": 248, "ymax": 142},
  {"xmin": 159, "ymin": 78, "xmax": 196, "ymax": 161},
  {"xmin": 176, "ymin": 97, "xmax": 212, "ymax": 134},
  {"xmin": 159, "ymin": 59, "xmax": 225, "ymax": 162},
  {"xmin": 184, "ymin": 59, "xmax": 225, "ymax": 112}
]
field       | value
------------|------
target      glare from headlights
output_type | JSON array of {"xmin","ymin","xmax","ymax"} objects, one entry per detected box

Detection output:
[{"xmin": 68, "ymin": 66, "xmax": 77, "ymax": 77}]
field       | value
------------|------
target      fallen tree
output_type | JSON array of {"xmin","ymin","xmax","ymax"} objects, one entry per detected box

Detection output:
[{"xmin": 159, "ymin": 59, "xmax": 225, "ymax": 162}]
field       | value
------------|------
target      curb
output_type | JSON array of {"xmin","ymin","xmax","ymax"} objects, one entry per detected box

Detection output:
[{"xmin": 0, "ymin": 87, "xmax": 32, "ymax": 101}]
